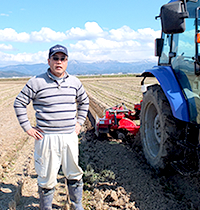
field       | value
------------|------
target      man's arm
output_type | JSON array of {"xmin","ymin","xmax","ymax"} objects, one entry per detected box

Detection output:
[
  {"xmin": 14, "ymin": 87, "xmax": 33, "ymax": 132},
  {"xmin": 14, "ymin": 78, "xmax": 43, "ymax": 140}
]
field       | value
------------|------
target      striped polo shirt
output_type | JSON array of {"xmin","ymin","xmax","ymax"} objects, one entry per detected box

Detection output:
[{"xmin": 14, "ymin": 68, "xmax": 89, "ymax": 134}]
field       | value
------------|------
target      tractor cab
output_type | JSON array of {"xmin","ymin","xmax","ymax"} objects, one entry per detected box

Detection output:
[{"xmin": 155, "ymin": 0, "xmax": 200, "ymax": 124}]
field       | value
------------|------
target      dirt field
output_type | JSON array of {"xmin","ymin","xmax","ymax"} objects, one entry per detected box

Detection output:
[{"xmin": 0, "ymin": 76, "xmax": 200, "ymax": 210}]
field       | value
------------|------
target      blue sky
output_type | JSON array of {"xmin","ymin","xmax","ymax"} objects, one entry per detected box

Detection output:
[{"xmin": 0, "ymin": 0, "xmax": 168, "ymax": 66}]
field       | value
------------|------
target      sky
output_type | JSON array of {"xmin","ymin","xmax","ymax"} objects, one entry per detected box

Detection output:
[{"xmin": 0, "ymin": 0, "xmax": 168, "ymax": 67}]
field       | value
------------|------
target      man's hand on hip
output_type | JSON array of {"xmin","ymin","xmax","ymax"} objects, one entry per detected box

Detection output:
[
  {"xmin": 26, "ymin": 127, "xmax": 44, "ymax": 140},
  {"xmin": 75, "ymin": 122, "xmax": 82, "ymax": 135}
]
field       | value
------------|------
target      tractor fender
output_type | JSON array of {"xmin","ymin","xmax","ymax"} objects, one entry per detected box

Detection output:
[{"xmin": 141, "ymin": 65, "xmax": 190, "ymax": 122}]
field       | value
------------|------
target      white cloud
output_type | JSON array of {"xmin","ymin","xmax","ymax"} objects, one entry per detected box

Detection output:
[
  {"xmin": 0, "ymin": 27, "xmax": 67, "ymax": 43},
  {"xmin": 109, "ymin": 25, "xmax": 137, "ymax": 41},
  {"xmin": 69, "ymin": 25, "xmax": 160, "ymax": 62},
  {"xmin": 66, "ymin": 22, "xmax": 106, "ymax": 40},
  {"xmin": 0, "ymin": 22, "xmax": 160, "ymax": 65},
  {"xmin": 0, "ymin": 50, "xmax": 48, "ymax": 66},
  {"xmin": 69, "ymin": 37, "xmax": 154, "ymax": 62},
  {"xmin": 70, "ymin": 38, "xmax": 141, "ymax": 52},
  {"xmin": 30, "ymin": 27, "xmax": 67, "ymax": 42},
  {"xmin": 0, "ymin": 28, "xmax": 30, "ymax": 42},
  {"xmin": 109, "ymin": 26, "xmax": 160, "ymax": 42},
  {"xmin": 0, "ymin": 44, "xmax": 14, "ymax": 51}
]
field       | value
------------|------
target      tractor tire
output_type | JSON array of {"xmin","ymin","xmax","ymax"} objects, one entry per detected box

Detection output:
[{"xmin": 140, "ymin": 84, "xmax": 186, "ymax": 170}]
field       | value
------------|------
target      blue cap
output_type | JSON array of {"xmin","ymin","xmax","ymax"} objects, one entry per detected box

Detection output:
[{"xmin": 49, "ymin": 44, "xmax": 68, "ymax": 58}]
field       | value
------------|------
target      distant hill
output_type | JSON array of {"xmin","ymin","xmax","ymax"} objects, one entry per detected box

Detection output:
[{"xmin": 0, "ymin": 60, "xmax": 156, "ymax": 78}]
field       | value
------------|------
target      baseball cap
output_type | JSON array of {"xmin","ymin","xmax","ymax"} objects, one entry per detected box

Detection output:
[{"xmin": 48, "ymin": 44, "xmax": 68, "ymax": 58}]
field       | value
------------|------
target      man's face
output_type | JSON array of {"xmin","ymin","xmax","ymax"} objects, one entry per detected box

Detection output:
[{"xmin": 48, "ymin": 52, "xmax": 68, "ymax": 78}]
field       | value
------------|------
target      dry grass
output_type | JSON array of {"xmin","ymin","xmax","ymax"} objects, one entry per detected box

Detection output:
[
  {"xmin": 0, "ymin": 78, "xmax": 35, "ymax": 172},
  {"xmin": 81, "ymin": 75, "xmax": 157, "ymax": 110}
]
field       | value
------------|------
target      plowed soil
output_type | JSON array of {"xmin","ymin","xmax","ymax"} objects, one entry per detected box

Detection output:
[{"xmin": 0, "ymin": 78, "xmax": 200, "ymax": 210}]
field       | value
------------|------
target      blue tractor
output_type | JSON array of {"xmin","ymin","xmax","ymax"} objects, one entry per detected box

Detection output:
[{"xmin": 140, "ymin": 0, "xmax": 200, "ymax": 175}]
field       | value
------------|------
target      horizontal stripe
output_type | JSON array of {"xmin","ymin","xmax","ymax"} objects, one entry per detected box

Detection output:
[
  {"xmin": 26, "ymin": 84, "xmax": 36, "ymax": 93},
  {"xmin": 21, "ymin": 91, "xmax": 33, "ymax": 100},
  {"xmin": 36, "ymin": 117, "xmax": 75, "ymax": 122},
  {"xmin": 20, "ymin": 119, "xmax": 29, "ymax": 125},
  {"xmin": 15, "ymin": 97, "xmax": 29, "ymax": 106},
  {"xmin": 38, "ymin": 93, "xmax": 76, "ymax": 99},
  {"xmin": 39, "ymin": 124, "xmax": 76, "ymax": 129},
  {"xmin": 36, "ymin": 85, "xmax": 77, "ymax": 94},
  {"xmin": 33, "ymin": 101, "xmax": 76, "ymax": 106},
  {"xmin": 16, "ymin": 113, "xmax": 27, "ymax": 117},
  {"xmin": 36, "ymin": 109, "xmax": 76, "ymax": 113}
]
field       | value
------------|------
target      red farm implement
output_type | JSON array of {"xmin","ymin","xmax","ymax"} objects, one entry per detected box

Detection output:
[{"xmin": 95, "ymin": 102, "xmax": 141, "ymax": 140}]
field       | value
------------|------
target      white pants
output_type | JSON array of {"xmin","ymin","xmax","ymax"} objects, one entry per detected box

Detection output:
[{"xmin": 34, "ymin": 132, "xmax": 83, "ymax": 189}]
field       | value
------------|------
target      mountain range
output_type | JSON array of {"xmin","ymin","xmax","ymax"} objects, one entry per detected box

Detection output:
[{"xmin": 0, "ymin": 60, "xmax": 157, "ymax": 78}]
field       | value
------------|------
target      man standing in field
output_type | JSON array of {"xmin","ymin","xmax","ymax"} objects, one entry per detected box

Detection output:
[{"xmin": 14, "ymin": 44, "xmax": 89, "ymax": 210}]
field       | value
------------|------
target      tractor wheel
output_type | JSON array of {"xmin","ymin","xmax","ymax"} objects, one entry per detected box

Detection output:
[{"xmin": 140, "ymin": 84, "xmax": 186, "ymax": 170}]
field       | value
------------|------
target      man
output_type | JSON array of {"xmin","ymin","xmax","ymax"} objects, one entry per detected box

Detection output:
[{"xmin": 14, "ymin": 44, "xmax": 89, "ymax": 210}]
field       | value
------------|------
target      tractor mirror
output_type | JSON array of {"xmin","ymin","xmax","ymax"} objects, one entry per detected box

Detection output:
[
  {"xmin": 160, "ymin": 1, "xmax": 189, "ymax": 34},
  {"xmin": 155, "ymin": 38, "xmax": 164, "ymax": 57}
]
